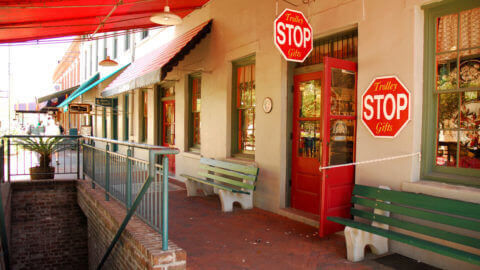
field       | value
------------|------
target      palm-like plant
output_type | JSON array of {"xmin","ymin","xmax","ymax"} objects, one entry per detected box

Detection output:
[{"xmin": 14, "ymin": 137, "xmax": 70, "ymax": 169}]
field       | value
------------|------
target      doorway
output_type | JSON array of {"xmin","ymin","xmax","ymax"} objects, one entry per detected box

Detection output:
[
  {"xmin": 291, "ymin": 57, "xmax": 357, "ymax": 236},
  {"xmin": 157, "ymin": 85, "xmax": 176, "ymax": 175}
]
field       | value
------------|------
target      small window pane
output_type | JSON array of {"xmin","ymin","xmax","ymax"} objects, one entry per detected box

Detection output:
[
  {"xmin": 298, "ymin": 121, "xmax": 321, "ymax": 159},
  {"xmin": 436, "ymin": 13, "xmax": 458, "ymax": 53},
  {"xmin": 240, "ymin": 108, "xmax": 255, "ymax": 151},
  {"xmin": 459, "ymin": 56, "xmax": 480, "ymax": 88},
  {"xmin": 331, "ymin": 68, "xmax": 355, "ymax": 116},
  {"xmin": 459, "ymin": 130, "xmax": 480, "ymax": 169},
  {"xmin": 436, "ymin": 130, "xmax": 458, "ymax": 167},
  {"xmin": 329, "ymin": 119, "xmax": 355, "ymax": 165},
  {"xmin": 460, "ymin": 7, "xmax": 480, "ymax": 49},
  {"xmin": 299, "ymin": 80, "xmax": 321, "ymax": 118},
  {"xmin": 438, "ymin": 92, "xmax": 459, "ymax": 129},
  {"xmin": 461, "ymin": 91, "xmax": 480, "ymax": 129},
  {"xmin": 436, "ymin": 53, "xmax": 458, "ymax": 90}
]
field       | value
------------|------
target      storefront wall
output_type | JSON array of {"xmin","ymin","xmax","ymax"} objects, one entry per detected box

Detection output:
[{"xmin": 96, "ymin": 0, "xmax": 479, "ymax": 269}]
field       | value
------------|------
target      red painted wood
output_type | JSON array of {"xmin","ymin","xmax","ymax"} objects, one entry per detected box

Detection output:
[
  {"xmin": 319, "ymin": 57, "xmax": 357, "ymax": 237},
  {"xmin": 291, "ymin": 71, "xmax": 323, "ymax": 215},
  {"xmin": 162, "ymin": 100, "xmax": 175, "ymax": 175}
]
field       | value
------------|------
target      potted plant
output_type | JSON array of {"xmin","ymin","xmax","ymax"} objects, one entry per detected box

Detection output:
[{"xmin": 14, "ymin": 137, "xmax": 69, "ymax": 180}]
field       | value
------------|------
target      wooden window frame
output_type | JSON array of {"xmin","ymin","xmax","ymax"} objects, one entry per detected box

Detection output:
[
  {"xmin": 231, "ymin": 54, "xmax": 256, "ymax": 158},
  {"xmin": 188, "ymin": 73, "xmax": 201, "ymax": 152},
  {"xmin": 422, "ymin": 0, "xmax": 480, "ymax": 188}
]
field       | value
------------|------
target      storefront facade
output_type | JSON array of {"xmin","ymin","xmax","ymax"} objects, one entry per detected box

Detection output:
[{"xmin": 71, "ymin": 0, "xmax": 480, "ymax": 269}]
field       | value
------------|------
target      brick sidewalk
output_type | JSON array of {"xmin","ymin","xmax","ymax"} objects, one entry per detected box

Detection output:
[{"xmin": 168, "ymin": 189, "xmax": 390, "ymax": 270}]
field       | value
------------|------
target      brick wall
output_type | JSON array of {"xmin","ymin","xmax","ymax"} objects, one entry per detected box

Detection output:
[
  {"xmin": 10, "ymin": 180, "xmax": 88, "ymax": 270},
  {"xmin": 77, "ymin": 180, "xmax": 186, "ymax": 270}
]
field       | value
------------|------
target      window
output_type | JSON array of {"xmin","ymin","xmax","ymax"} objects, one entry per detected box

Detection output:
[
  {"xmin": 95, "ymin": 40, "xmax": 98, "ymax": 72},
  {"xmin": 141, "ymin": 90, "xmax": 148, "ymax": 142},
  {"xmin": 232, "ymin": 55, "xmax": 256, "ymax": 156},
  {"xmin": 124, "ymin": 94, "xmax": 129, "ymax": 141},
  {"xmin": 423, "ymin": 1, "xmax": 480, "ymax": 187},
  {"xmin": 113, "ymin": 36, "xmax": 118, "ymax": 59},
  {"xmin": 102, "ymin": 107, "xmax": 107, "ymax": 138},
  {"xmin": 141, "ymin": 30, "xmax": 149, "ymax": 40},
  {"xmin": 189, "ymin": 74, "xmax": 201, "ymax": 151},
  {"xmin": 125, "ymin": 31, "xmax": 130, "ymax": 51},
  {"xmin": 89, "ymin": 45, "xmax": 93, "ymax": 76},
  {"xmin": 84, "ymin": 50, "xmax": 87, "ymax": 80}
]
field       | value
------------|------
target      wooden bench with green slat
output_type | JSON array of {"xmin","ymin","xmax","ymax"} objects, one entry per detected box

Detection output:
[
  {"xmin": 180, "ymin": 158, "xmax": 259, "ymax": 212},
  {"xmin": 327, "ymin": 184, "xmax": 480, "ymax": 266}
]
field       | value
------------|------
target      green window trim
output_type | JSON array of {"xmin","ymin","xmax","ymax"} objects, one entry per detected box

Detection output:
[
  {"xmin": 421, "ymin": 0, "xmax": 480, "ymax": 188},
  {"xmin": 141, "ymin": 90, "xmax": 148, "ymax": 143},
  {"xmin": 124, "ymin": 93, "xmax": 129, "ymax": 141},
  {"xmin": 102, "ymin": 107, "xmax": 107, "ymax": 138},
  {"xmin": 231, "ymin": 54, "xmax": 256, "ymax": 159},
  {"xmin": 188, "ymin": 73, "xmax": 201, "ymax": 152}
]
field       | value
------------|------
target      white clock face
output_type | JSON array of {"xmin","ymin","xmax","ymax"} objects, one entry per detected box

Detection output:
[{"xmin": 263, "ymin": 98, "xmax": 272, "ymax": 113}]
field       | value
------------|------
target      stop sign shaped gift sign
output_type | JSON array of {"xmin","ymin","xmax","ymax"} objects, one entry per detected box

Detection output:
[
  {"xmin": 274, "ymin": 9, "xmax": 313, "ymax": 62},
  {"xmin": 361, "ymin": 76, "xmax": 411, "ymax": 138}
]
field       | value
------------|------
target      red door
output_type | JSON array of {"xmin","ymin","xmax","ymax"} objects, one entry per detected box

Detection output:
[
  {"xmin": 162, "ymin": 100, "xmax": 175, "ymax": 175},
  {"xmin": 319, "ymin": 57, "xmax": 357, "ymax": 236},
  {"xmin": 291, "ymin": 71, "xmax": 323, "ymax": 215},
  {"xmin": 291, "ymin": 57, "xmax": 357, "ymax": 236}
]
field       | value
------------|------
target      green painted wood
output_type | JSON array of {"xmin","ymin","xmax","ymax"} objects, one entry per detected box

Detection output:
[
  {"xmin": 199, "ymin": 164, "xmax": 257, "ymax": 182},
  {"xmin": 353, "ymin": 185, "xmax": 480, "ymax": 220},
  {"xmin": 198, "ymin": 171, "xmax": 255, "ymax": 190},
  {"xmin": 351, "ymin": 208, "xmax": 480, "ymax": 249},
  {"xmin": 352, "ymin": 197, "xmax": 480, "ymax": 233},
  {"xmin": 200, "ymin": 158, "xmax": 258, "ymax": 176},
  {"xmin": 327, "ymin": 217, "xmax": 480, "ymax": 266},
  {"xmin": 182, "ymin": 174, "xmax": 250, "ymax": 194}
]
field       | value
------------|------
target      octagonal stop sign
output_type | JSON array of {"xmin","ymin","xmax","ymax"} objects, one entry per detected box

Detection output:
[
  {"xmin": 361, "ymin": 76, "xmax": 411, "ymax": 138},
  {"xmin": 274, "ymin": 9, "xmax": 313, "ymax": 62}
]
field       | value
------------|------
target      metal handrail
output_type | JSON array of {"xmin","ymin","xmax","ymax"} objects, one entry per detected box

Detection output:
[{"xmin": 82, "ymin": 135, "xmax": 176, "ymax": 151}]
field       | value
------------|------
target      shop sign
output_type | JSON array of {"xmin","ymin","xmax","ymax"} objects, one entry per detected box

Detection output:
[
  {"xmin": 274, "ymin": 9, "xmax": 313, "ymax": 62},
  {"xmin": 68, "ymin": 103, "xmax": 91, "ymax": 114},
  {"xmin": 361, "ymin": 76, "xmax": 410, "ymax": 138},
  {"xmin": 95, "ymin": 98, "xmax": 113, "ymax": 107}
]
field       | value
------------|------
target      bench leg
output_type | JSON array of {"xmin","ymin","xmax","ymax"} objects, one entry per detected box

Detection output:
[
  {"xmin": 186, "ymin": 180, "xmax": 214, "ymax": 197},
  {"xmin": 218, "ymin": 190, "xmax": 253, "ymax": 212},
  {"xmin": 344, "ymin": 226, "xmax": 389, "ymax": 262}
]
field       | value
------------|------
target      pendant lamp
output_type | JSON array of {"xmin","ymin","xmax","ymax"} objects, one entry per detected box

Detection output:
[
  {"xmin": 99, "ymin": 56, "xmax": 118, "ymax": 67},
  {"xmin": 150, "ymin": 2, "xmax": 182, "ymax": 26}
]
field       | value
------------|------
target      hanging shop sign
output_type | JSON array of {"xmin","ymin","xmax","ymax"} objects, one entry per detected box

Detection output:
[
  {"xmin": 68, "ymin": 103, "xmax": 92, "ymax": 114},
  {"xmin": 95, "ymin": 98, "xmax": 113, "ymax": 107},
  {"xmin": 274, "ymin": 9, "xmax": 313, "ymax": 62},
  {"xmin": 361, "ymin": 76, "xmax": 410, "ymax": 138}
]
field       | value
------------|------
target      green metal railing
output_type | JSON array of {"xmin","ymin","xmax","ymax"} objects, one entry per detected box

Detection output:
[{"xmin": 81, "ymin": 136, "xmax": 179, "ymax": 269}]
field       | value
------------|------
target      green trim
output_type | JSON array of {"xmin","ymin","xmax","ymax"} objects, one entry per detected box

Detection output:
[
  {"xmin": 181, "ymin": 174, "xmax": 250, "ymax": 194},
  {"xmin": 327, "ymin": 217, "xmax": 480, "ymax": 266},
  {"xmin": 102, "ymin": 107, "xmax": 107, "ymax": 138},
  {"xmin": 421, "ymin": 0, "xmax": 480, "ymax": 187},
  {"xmin": 141, "ymin": 90, "xmax": 147, "ymax": 143},
  {"xmin": 124, "ymin": 94, "xmax": 129, "ymax": 141},
  {"xmin": 231, "ymin": 54, "xmax": 256, "ymax": 156},
  {"xmin": 188, "ymin": 73, "xmax": 201, "ymax": 150}
]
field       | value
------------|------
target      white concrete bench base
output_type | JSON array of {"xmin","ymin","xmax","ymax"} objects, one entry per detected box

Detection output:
[
  {"xmin": 185, "ymin": 180, "xmax": 214, "ymax": 196},
  {"xmin": 218, "ymin": 189, "xmax": 253, "ymax": 212}
]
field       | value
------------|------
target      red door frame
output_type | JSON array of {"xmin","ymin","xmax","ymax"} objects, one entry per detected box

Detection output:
[
  {"xmin": 162, "ymin": 100, "xmax": 175, "ymax": 175},
  {"xmin": 291, "ymin": 71, "xmax": 323, "ymax": 215},
  {"xmin": 319, "ymin": 57, "xmax": 358, "ymax": 237}
]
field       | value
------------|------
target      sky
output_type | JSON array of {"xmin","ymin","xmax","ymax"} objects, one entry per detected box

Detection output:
[{"xmin": 0, "ymin": 41, "xmax": 70, "ymax": 104}]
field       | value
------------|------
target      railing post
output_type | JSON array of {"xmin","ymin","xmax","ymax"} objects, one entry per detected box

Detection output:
[
  {"xmin": 77, "ymin": 137, "xmax": 81, "ymax": 180},
  {"xmin": 162, "ymin": 155, "xmax": 169, "ymax": 251},
  {"xmin": 91, "ymin": 141, "xmax": 95, "ymax": 189},
  {"xmin": 1, "ymin": 140, "xmax": 4, "ymax": 183},
  {"xmin": 126, "ymin": 147, "xmax": 132, "ymax": 209},
  {"xmin": 6, "ymin": 138, "xmax": 10, "ymax": 183},
  {"xmin": 105, "ymin": 143, "xmax": 110, "ymax": 201}
]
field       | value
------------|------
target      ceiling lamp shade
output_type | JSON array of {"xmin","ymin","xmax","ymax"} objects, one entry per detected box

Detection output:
[
  {"xmin": 150, "ymin": 6, "xmax": 183, "ymax": 26},
  {"xmin": 99, "ymin": 56, "xmax": 118, "ymax": 67}
]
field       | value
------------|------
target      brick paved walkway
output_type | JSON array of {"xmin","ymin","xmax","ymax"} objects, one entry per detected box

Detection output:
[{"xmin": 168, "ymin": 189, "xmax": 391, "ymax": 270}]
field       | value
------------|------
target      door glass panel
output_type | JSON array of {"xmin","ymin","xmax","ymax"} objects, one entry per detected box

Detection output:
[
  {"xmin": 436, "ymin": 130, "xmax": 458, "ymax": 167},
  {"xmin": 331, "ymin": 68, "xmax": 355, "ymax": 116},
  {"xmin": 460, "ymin": 130, "xmax": 480, "ymax": 169},
  {"xmin": 298, "ymin": 121, "xmax": 321, "ymax": 159},
  {"xmin": 461, "ymin": 91, "xmax": 480, "ymax": 129},
  {"xmin": 329, "ymin": 119, "xmax": 354, "ymax": 165},
  {"xmin": 299, "ymin": 80, "xmax": 321, "ymax": 117},
  {"xmin": 438, "ymin": 92, "xmax": 459, "ymax": 129},
  {"xmin": 240, "ymin": 108, "xmax": 255, "ymax": 152}
]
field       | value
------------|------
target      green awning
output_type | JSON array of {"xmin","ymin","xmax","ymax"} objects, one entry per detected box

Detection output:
[
  {"xmin": 58, "ymin": 63, "xmax": 130, "ymax": 110},
  {"xmin": 57, "ymin": 73, "xmax": 100, "ymax": 108},
  {"xmin": 38, "ymin": 85, "xmax": 78, "ymax": 103}
]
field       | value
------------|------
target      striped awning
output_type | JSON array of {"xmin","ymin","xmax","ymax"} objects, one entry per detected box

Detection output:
[{"xmin": 102, "ymin": 20, "xmax": 212, "ymax": 97}]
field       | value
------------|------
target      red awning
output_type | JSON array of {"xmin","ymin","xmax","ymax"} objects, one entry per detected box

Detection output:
[
  {"xmin": 0, "ymin": 0, "xmax": 210, "ymax": 44},
  {"xmin": 102, "ymin": 20, "xmax": 212, "ymax": 97}
]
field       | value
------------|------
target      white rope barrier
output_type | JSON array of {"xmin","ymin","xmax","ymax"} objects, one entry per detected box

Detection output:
[{"xmin": 319, "ymin": 152, "xmax": 421, "ymax": 171}]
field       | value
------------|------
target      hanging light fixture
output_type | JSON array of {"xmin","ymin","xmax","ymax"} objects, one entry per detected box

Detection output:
[
  {"xmin": 99, "ymin": 56, "xmax": 118, "ymax": 67},
  {"xmin": 150, "ymin": 1, "xmax": 182, "ymax": 26}
]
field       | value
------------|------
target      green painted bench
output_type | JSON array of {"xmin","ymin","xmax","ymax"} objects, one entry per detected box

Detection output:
[
  {"xmin": 327, "ymin": 184, "xmax": 480, "ymax": 266},
  {"xmin": 180, "ymin": 158, "xmax": 259, "ymax": 212}
]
